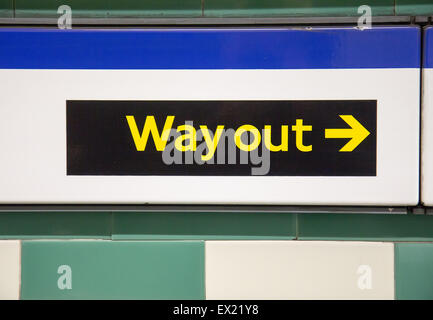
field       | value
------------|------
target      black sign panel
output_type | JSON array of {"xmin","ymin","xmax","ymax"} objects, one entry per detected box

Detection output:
[{"xmin": 67, "ymin": 100, "xmax": 376, "ymax": 176}]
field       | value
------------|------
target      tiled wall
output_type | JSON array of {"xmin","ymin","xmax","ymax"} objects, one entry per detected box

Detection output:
[
  {"xmin": 1, "ymin": 238, "xmax": 433, "ymax": 299},
  {"xmin": 0, "ymin": 212, "xmax": 432, "ymax": 299},
  {"xmin": 0, "ymin": 0, "xmax": 432, "ymax": 18}
]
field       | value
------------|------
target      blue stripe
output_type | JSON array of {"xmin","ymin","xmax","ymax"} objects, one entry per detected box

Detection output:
[
  {"xmin": 424, "ymin": 27, "xmax": 433, "ymax": 68},
  {"xmin": 0, "ymin": 27, "xmax": 420, "ymax": 69}
]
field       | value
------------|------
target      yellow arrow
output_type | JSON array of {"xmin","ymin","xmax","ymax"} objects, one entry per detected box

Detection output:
[{"xmin": 325, "ymin": 115, "xmax": 370, "ymax": 152}]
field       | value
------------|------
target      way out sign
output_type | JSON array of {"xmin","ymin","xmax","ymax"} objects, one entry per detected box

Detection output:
[
  {"xmin": 67, "ymin": 100, "xmax": 375, "ymax": 176},
  {"xmin": 0, "ymin": 27, "xmax": 420, "ymax": 205}
]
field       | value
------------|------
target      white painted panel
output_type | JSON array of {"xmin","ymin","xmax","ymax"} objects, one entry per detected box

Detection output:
[
  {"xmin": 0, "ymin": 69, "xmax": 419, "ymax": 204},
  {"xmin": 205, "ymin": 241, "xmax": 394, "ymax": 300},
  {"xmin": 0, "ymin": 241, "xmax": 20, "ymax": 300}
]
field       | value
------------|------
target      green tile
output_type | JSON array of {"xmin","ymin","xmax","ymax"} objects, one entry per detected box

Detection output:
[
  {"xmin": 298, "ymin": 213, "xmax": 433, "ymax": 241},
  {"xmin": 21, "ymin": 240, "xmax": 204, "ymax": 299},
  {"xmin": 0, "ymin": 212, "xmax": 111, "ymax": 239},
  {"xmin": 15, "ymin": 0, "xmax": 202, "ymax": 18},
  {"xmin": 396, "ymin": 0, "xmax": 433, "ymax": 15},
  {"xmin": 0, "ymin": 0, "xmax": 13, "ymax": 17},
  {"xmin": 107, "ymin": 0, "xmax": 202, "ymax": 17},
  {"xmin": 395, "ymin": 243, "xmax": 433, "ymax": 300},
  {"xmin": 204, "ymin": 0, "xmax": 394, "ymax": 17},
  {"xmin": 112, "ymin": 212, "xmax": 296, "ymax": 240}
]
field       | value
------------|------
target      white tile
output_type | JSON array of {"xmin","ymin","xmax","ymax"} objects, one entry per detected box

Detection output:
[
  {"xmin": 0, "ymin": 241, "xmax": 21, "ymax": 300},
  {"xmin": 205, "ymin": 241, "xmax": 394, "ymax": 300}
]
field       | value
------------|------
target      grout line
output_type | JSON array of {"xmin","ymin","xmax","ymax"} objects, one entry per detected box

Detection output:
[
  {"xmin": 203, "ymin": 241, "xmax": 206, "ymax": 300},
  {"xmin": 393, "ymin": 242, "xmax": 397, "ymax": 300}
]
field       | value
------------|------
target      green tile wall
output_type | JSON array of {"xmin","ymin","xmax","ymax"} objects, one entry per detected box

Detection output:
[
  {"xmin": 0, "ymin": 212, "xmax": 111, "ymax": 239},
  {"xmin": 112, "ymin": 211, "xmax": 296, "ymax": 240},
  {"xmin": 204, "ymin": 0, "xmax": 394, "ymax": 17},
  {"xmin": 21, "ymin": 240, "xmax": 205, "ymax": 299},
  {"xmin": 0, "ymin": 0, "xmax": 12, "ymax": 17},
  {"xmin": 8, "ymin": 0, "xmax": 433, "ymax": 18},
  {"xmin": 298, "ymin": 213, "xmax": 433, "ymax": 241},
  {"xmin": 2, "ymin": 211, "xmax": 433, "ymax": 241},
  {"xmin": 6, "ymin": 212, "xmax": 433, "ymax": 300},
  {"xmin": 395, "ymin": 243, "xmax": 433, "ymax": 300},
  {"xmin": 396, "ymin": 0, "xmax": 433, "ymax": 15},
  {"xmin": 15, "ymin": 0, "xmax": 202, "ymax": 18}
]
